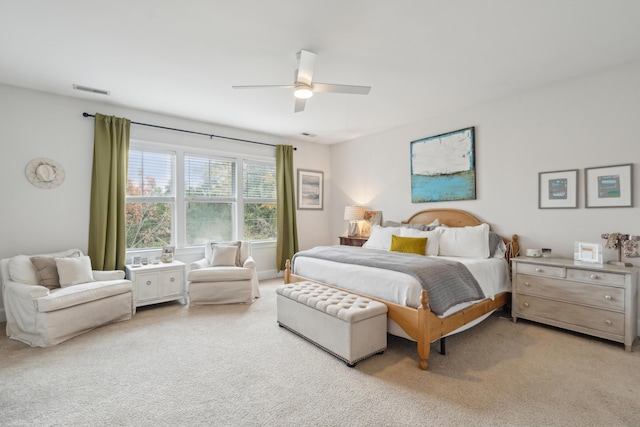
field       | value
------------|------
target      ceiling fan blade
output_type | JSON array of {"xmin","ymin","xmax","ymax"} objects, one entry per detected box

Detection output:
[
  {"xmin": 295, "ymin": 50, "xmax": 317, "ymax": 86},
  {"xmin": 232, "ymin": 84, "xmax": 294, "ymax": 90},
  {"xmin": 312, "ymin": 83, "xmax": 371, "ymax": 95},
  {"xmin": 294, "ymin": 97, "xmax": 306, "ymax": 113}
]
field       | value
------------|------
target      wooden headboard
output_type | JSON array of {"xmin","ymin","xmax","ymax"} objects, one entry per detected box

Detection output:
[{"xmin": 402, "ymin": 208, "xmax": 520, "ymax": 260}]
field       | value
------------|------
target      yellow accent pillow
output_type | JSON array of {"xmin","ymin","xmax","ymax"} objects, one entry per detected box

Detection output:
[{"xmin": 390, "ymin": 235, "xmax": 427, "ymax": 255}]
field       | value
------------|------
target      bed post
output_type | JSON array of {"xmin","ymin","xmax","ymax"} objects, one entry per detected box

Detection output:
[
  {"xmin": 284, "ymin": 259, "xmax": 291, "ymax": 284},
  {"xmin": 417, "ymin": 290, "xmax": 431, "ymax": 370}
]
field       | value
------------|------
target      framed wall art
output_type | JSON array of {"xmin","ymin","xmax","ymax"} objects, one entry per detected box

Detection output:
[
  {"xmin": 574, "ymin": 241, "xmax": 603, "ymax": 264},
  {"xmin": 538, "ymin": 169, "xmax": 578, "ymax": 209},
  {"xmin": 585, "ymin": 164, "xmax": 633, "ymax": 208},
  {"xmin": 361, "ymin": 210, "xmax": 382, "ymax": 237},
  {"xmin": 410, "ymin": 127, "xmax": 476, "ymax": 203},
  {"xmin": 297, "ymin": 169, "xmax": 324, "ymax": 210},
  {"xmin": 161, "ymin": 245, "xmax": 175, "ymax": 263}
]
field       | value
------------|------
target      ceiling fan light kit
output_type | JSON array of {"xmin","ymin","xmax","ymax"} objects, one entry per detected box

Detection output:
[
  {"xmin": 233, "ymin": 50, "xmax": 371, "ymax": 112},
  {"xmin": 293, "ymin": 84, "xmax": 313, "ymax": 99}
]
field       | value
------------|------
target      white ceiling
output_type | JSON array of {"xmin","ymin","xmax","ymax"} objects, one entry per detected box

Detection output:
[{"xmin": 2, "ymin": 0, "xmax": 640, "ymax": 144}]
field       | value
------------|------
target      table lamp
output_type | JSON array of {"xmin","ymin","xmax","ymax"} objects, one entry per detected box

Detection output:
[{"xmin": 344, "ymin": 206, "xmax": 365, "ymax": 236}]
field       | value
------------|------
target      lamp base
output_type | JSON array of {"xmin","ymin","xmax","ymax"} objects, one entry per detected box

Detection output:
[{"xmin": 347, "ymin": 222, "xmax": 359, "ymax": 237}]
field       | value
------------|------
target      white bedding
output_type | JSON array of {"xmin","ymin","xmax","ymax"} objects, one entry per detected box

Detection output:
[{"xmin": 292, "ymin": 252, "xmax": 511, "ymax": 340}]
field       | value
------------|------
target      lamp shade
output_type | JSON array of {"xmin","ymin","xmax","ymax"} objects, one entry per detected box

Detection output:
[{"xmin": 344, "ymin": 206, "xmax": 365, "ymax": 221}]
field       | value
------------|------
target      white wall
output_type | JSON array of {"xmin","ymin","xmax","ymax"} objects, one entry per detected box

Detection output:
[
  {"xmin": 330, "ymin": 60, "xmax": 640, "ymax": 332},
  {"xmin": 0, "ymin": 84, "xmax": 332, "ymax": 321}
]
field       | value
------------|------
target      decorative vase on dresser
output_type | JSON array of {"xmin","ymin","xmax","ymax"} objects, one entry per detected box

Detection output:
[
  {"xmin": 125, "ymin": 260, "xmax": 186, "ymax": 313},
  {"xmin": 512, "ymin": 257, "xmax": 638, "ymax": 351}
]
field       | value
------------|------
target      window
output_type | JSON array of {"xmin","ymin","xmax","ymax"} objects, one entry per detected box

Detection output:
[
  {"xmin": 185, "ymin": 154, "xmax": 236, "ymax": 245},
  {"xmin": 126, "ymin": 148, "xmax": 176, "ymax": 249},
  {"xmin": 126, "ymin": 141, "xmax": 276, "ymax": 250},
  {"xmin": 243, "ymin": 160, "xmax": 277, "ymax": 240}
]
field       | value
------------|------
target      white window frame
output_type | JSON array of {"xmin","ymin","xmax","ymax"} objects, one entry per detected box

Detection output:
[{"xmin": 127, "ymin": 139, "xmax": 276, "ymax": 252}]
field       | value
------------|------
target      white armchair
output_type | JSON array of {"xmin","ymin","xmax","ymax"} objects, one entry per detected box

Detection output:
[
  {"xmin": 187, "ymin": 241, "xmax": 260, "ymax": 305},
  {"xmin": 1, "ymin": 249, "xmax": 133, "ymax": 347}
]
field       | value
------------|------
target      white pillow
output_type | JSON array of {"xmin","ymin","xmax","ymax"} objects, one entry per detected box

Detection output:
[
  {"xmin": 55, "ymin": 256, "xmax": 95, "ymax": 287},
  {"xmin": 438, "ymin": 223, "xmax": 490, "ymax": 258},
  {"xmin": 399, "ymin": 228, "xmax": 442, "ymax": 256},
  {"xmin": 211, "ymin": 245, "xmax": 239, "ymax": 267},
  {"xmin": 362, "ymin": 226, "xmax": 402, "ymax": 250}
]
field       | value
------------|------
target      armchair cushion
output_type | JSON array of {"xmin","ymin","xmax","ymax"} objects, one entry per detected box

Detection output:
[
  {"xmin": 205, "ymin": 241, "xmax": 242, "ymax": 266},
  {"xmin": 188, "ymin": 265, "xmax": 255, "ymax": 282},
  {"xmin": 30, "ymin": 256, "xmax": 62, "ymax": 289},
  {"xmin": 55, "ymin": 256, "xmax": 95, "ymax": 287},
  {"xmin": 211, "ymin": 245, "xmax": 239, "ymax": 267}
]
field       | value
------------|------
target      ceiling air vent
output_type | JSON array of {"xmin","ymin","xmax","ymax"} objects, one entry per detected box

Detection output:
[{"xmin": 73, "ymin": 84, "xmax": 110, "ymax": 96}]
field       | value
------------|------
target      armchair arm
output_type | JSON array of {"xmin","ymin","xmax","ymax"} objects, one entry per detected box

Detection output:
[
  {"xmin": 92, "ymin": 270, "xmax": 126, "ymax": 281},
  {"xmin": 243, "ymin": 256, "xmax": 256, "ymax": 269},
  {"xmin": 5, "ymin": 280, "xmax": 49, "ymax": 300},
  {"xmin": 190, "ymin": 258, "xmax": 209, "ymax": 270}
]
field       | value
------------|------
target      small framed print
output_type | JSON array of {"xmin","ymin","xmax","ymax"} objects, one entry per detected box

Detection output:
[
  {"xmin": 361, "ymin": 211, "xmax": 383, "ymax": 237},
  {"xmin": 585, "ymin": 164, "xmax": 633, "ymax": 208},
  {"xmin": 538, "ymin": 169, "xmax": 578, "ymax": 209},
  {"xmin": 132, "ymin": 256, "xmax": 142, "ymax": 266},
  {"xmin": 161, "ymin": 245, "xmax": 175, "ymax": 263},
  {"xmin": 297, "ymin": 169, "xmax": 324, "ymax": 210},
  {"xmin": 574, "ymin": 241, "xmax": 603, "ymax": 264}
]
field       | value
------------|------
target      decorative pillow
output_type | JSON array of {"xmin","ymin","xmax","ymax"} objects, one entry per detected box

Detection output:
[
  {"xmin": 438, "ymin": 223, "xmax": 490, "ymax": 258},
  {"xmin": 30, "ymin": 257, "xmax": 61, "ymax": 289},
  {"xmin": 390, "ymin": 235, "xmax": 427, "ymax": 255},
  {"xmin": 8, "ymin": 249, "xmax": 82, "ymax": 285},
  {"xmin": 211, "ymin": 245, "xmax": 239, "ymax": 267},
  {"xmin": 206, "ymin": 241, "xmax": 242, "ymax": 266},
  {"xmin": 489, "ymin": 231, "xmax": 503, "ymax": 258},
  {"xmin": 362, "ymin": 226, "xmax": 402, "ymax": 250},
  {"xmin": 55, "ymin": 256, "xmax": 95, "ymax": 287},
  {"xmin": 399, "ymin": 228, "xmax": 442, "ymax": 256}
]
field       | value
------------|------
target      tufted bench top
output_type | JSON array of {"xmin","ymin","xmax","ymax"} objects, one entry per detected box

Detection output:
[{"xmin": 276, "ymin": 282, "xmax": 387, "ymax": 324}]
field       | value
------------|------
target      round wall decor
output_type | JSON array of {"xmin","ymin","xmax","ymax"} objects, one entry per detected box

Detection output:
[{"xmin": 25, "ymin": 158, "xmax": 65, "ymax": 189}]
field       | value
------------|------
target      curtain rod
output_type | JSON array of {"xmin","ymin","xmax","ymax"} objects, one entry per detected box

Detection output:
[{"xmin": 82, "ymin": 113, "xmax": 295, "ymax": 150}]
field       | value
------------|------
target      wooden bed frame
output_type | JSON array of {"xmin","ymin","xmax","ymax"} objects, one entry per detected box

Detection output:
[{"xmin": 284, "ymin": 208, "xmax": 519, "ymax": 370}]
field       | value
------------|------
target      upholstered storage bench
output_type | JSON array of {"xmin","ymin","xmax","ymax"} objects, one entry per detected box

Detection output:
[{"xmin": 276, "ymin": 281, "xmax": 387, "ymax": 366}]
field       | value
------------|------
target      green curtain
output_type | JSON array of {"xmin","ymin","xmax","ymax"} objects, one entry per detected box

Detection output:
[
  {"xmin": 276, "ymin": 145, "xmax": 299, "ymax": 271},
  {"xmin": 88, "ymin": 113, "xmax": 131, "ymax": 271}
]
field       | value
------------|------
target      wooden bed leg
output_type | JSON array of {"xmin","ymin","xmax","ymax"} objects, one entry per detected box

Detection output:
[
  {"xmin": 417, "ymin": 290, "xmax": 430, "ymax": 370},
  {"xmin": 284, "ymin": 259, "xmax": 291, "ymax": 284}
]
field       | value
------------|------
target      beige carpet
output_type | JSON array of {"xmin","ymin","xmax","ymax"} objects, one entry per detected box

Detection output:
[{"xmin": 1, "ymin": 279, "xmax": 639, "ymax": 427}]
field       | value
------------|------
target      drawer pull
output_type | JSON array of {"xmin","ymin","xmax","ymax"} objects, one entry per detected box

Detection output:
[
  {"xmin": 535, "ymin": 268, "xmax": 542, "ymax": 273},
  {"xmin": 605, "ymin": 295, "xmax": 612, "ymax": 300},
  {"xmin": 590, "ymin": 274, "xmax": 598, "ymax": 280},
  {"xmin": 604, "ymin": 320, "xmax": 612, "ymax": 325},
  {"xmin": 170, "ymin": 277, "xmax": 175, "ymax": 282},
  {"xmin": 524, "ymin": 281, "xmax": 530, "ymax": 287},
  {"xmin": 523, "ymin": 302, "xmax": 530, "ymax": 308},
  {"xmin": 146, "ymin": 281, "xmax": 152, "ymax": 286}
]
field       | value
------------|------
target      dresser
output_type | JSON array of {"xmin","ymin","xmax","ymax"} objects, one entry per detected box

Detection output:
[
  {"xmin": 339, "ymin": 235, "xmax": 368, "ymax": 247},
  {"xmin": 125, "ymin": 261, "xmax": 186, "ymax": 313},
  {"xmin": 512, "ymin": 257, "xmax": 638, "ymax": 351}
]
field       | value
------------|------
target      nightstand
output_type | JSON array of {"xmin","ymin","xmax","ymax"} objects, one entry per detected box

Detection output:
[
  {"xmin": 125, "ymin": 261, "xmax": 186, "ymax": 313},
  {"xmin": 339, "ymin": 235, "xmax": 368, "ymax": 247},
  {"xmin": 512, "ymin": 257, "xmax": 638, "ymax": 351}
]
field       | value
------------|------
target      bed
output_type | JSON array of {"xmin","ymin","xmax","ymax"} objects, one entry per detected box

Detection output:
[{"xmin": 284, "ymin": 208, "xmax": 520, "ymax": 370}]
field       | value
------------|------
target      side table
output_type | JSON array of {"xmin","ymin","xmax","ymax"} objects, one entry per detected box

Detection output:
[{"xmin": 125, "ymin": 260, "xmax": 186, "ymax": 313}]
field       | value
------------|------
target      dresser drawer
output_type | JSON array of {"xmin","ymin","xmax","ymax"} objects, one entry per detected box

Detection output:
[
  {"xmin": 566, "ymin": 268, "xmax": 625, "ymax": 286},
  {"xmin": 515, "ymin": 295, "xmax": 624, "ymax": 336},
  {"xmin": 515, "ymin": 274, "xmax": 625, "ymax": 311},
  {"xmin": 516, "ymin": 263, "xmax": 565, "ymax": 278}
]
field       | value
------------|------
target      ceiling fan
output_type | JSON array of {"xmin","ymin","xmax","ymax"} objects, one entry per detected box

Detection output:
[{"xmin": 232, "ymin": 50, "xmax": 371, "ymax": 113}]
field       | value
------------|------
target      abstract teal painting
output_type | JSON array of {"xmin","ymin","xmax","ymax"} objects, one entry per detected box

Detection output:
[{"xmin": 410, "ymin": 127, "xmax": 476, "ymax": 203}]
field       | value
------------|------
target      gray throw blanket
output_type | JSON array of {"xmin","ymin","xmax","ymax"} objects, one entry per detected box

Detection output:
[{"xmin": 292, "ymin": 246, "xmax": 485, "ymax": 315}]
